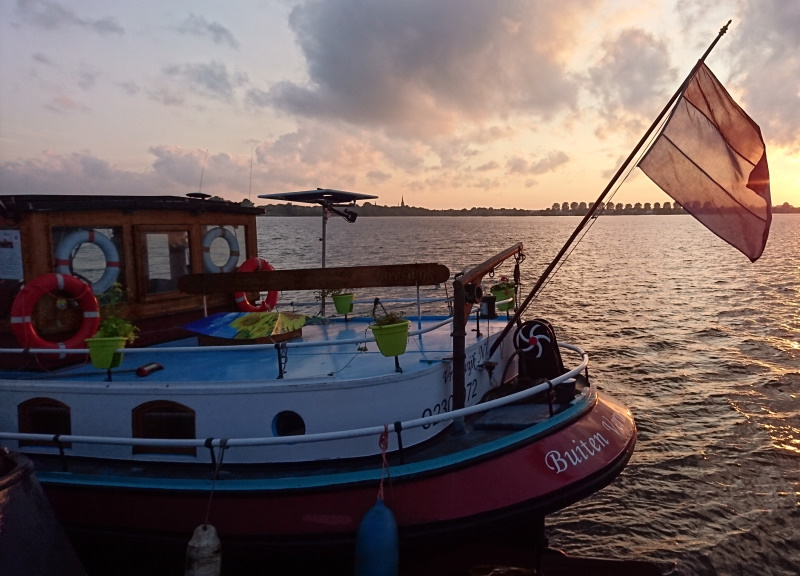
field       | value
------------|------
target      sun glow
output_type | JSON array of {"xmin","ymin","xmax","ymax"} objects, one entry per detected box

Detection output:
[{"xmin": 769, "ymin": 148, "xmax": 800, "ymax": 207}]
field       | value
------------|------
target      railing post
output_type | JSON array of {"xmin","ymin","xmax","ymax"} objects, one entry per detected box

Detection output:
[
  {"xmin": 450, "ymin": 243, "xmax": 523, "ymax": 412},
  {"xmin": 451, "ymin": 280, "xmax": 467, "ymax": 411}
]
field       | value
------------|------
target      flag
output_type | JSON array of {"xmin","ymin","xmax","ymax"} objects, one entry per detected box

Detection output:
[{"xmin": 639, "ymin": 63, "xmax": 771, "ymax": 262}]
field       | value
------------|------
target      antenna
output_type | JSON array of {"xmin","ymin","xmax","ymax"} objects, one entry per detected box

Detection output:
[
  {"xmin": 249, "ymin": 145, "xmax": 254, "ymax": 201},
  {"xmin": 198, "ymin": 149, "xmax": 208, "ymax": 194}
]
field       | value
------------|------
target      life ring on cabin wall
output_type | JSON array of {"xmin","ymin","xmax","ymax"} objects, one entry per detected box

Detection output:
[
  {"xmin": 233, "ymin": 257, "xmax": 279, "ymax": 312},
  {"xmin": 54, "ymin": 229, "xmax": 120, "ymax": 295},
  {"xmin": 10, "ymin": 273, "xmax": 100, "ymax": 350},
  {"xmin": 202, "ymin": 227, "xmax": 240, "ymax": 273}
]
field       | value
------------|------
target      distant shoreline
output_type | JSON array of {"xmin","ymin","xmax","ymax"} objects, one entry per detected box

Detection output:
[{"xmin": 259, "ymin": 202, "xmax": 800, "ymax": 217}]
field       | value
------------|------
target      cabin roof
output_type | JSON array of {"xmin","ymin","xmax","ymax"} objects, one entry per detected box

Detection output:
[{"xmin": 0, "ymin": 195, "xmax": 264, "ymax": 218}]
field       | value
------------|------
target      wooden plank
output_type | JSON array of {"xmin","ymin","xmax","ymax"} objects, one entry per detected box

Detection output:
[{"xmin": 177, "ymin": 263, "xmax": 451, "ymax": 294}]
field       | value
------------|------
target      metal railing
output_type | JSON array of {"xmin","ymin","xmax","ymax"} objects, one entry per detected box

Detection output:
[{"xmin": 0, "ymin": 344, "xmax": 587, "ymax": 451}]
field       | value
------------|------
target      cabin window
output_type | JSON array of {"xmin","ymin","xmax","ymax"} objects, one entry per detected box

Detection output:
[
  {"xmin": 273, "ymin": 410, "xmax": 306, "ymax": 436},
  {"xmin": 132, "ymin": 400, "xmax": 196, "ymax": 455},
  {"xmin": 143, "ymin": 231, "xmax": 190, "ymax": 294},
  {"xmin": 51, "ymin": 227, "xmax": 125, "ymax": 296},
  {"xmin": 18, "ymin": 397, "xmax": 72, "ymax": 448}
]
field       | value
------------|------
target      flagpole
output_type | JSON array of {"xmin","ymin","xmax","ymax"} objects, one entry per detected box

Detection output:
[{"xmin": 488, "ymin": 20, "xmax": 732, "ymax": 359}]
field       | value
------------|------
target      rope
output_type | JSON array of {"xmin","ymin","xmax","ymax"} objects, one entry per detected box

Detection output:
[
  {"xmin": 377, "ymin": 424, "xmax": 390, "ymax": 501},
  {"xmin": 371, "ymin": 297, "xmax": 390, "ymax": 322},
  {"xmin": 532, "ymin": 167, "xmax": 635, "ymax": 302},
  {"xmin": 203, "ymin": 438, "xmax": 227, "ymax": 526}
]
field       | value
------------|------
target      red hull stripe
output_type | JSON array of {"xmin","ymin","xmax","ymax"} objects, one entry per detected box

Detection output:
[{"xmin": 41, "ymin": 393, "xmax": 635, "ymax": 540}]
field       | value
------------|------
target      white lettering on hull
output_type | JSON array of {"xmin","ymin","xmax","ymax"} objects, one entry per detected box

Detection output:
[
  {"xmin": 544, "ymin": 432, "xmax": 611, "ymax": 474},
  {"xmin": 601, "ymin": 411, "xmax": 629, "ymax": 436}
]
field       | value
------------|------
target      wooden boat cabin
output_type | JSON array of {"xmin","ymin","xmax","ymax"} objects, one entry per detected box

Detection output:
[{"xmin": 0, "ymin": 195, "xmax": 263, "ymax": 367}]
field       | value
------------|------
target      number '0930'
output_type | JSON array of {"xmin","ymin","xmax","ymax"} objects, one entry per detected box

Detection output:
[{"xmin": 421, "ymin": 395, "xmax": 453, "ymax": 429}]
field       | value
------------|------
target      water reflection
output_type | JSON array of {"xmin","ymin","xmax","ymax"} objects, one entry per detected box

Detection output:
[{"xmin": 256, "ymin": 213, "xmax": 800, "ymax": 575}]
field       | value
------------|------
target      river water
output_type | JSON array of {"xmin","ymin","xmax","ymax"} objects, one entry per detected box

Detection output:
[{"xmin": 258, "ymin": 214, "xmax": 799, "ymax": 576}]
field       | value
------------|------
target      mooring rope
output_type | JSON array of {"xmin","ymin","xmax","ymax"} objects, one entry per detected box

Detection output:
[
  {"xmin": 377, "ymin": 424, "xmax": 390, "ymax": 501},
  {"xmin": 203, "ymin": 438, "xmax": 227, "ymax": 526}
]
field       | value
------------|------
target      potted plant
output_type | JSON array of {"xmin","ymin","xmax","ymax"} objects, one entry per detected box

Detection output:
[
  {"xmin": 330, "ymin": 288, "xmax": 356, "ymax": 315},
  {"xmin": 369, "ymin": 310, "xmax": 410, "ymax": 357},
  {"xmin": 86, "ymin": 283, "xmax": 138, "ymax": 369},
  {"xmin": 490, "ymin": 276, "xmax": 516, "ymax": 312}
]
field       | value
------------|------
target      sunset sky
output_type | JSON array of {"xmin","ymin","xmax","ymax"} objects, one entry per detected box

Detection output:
[{"xmin": 1, "ymin": 0, "xmax": 798, "ymax": 210}]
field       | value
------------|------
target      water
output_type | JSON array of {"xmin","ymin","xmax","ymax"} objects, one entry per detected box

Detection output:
[{"xmin": 257, "ymin": 214, "xmax": 799, "ymax": 575}]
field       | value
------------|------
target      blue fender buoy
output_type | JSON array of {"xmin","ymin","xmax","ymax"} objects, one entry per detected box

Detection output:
[{"xmin": 354, "ymin": 499, "xmax": 398, "ymax": 576}]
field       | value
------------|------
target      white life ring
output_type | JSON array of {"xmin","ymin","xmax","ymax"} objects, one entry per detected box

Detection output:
[
  {"xmin": 202, "ymin": 227, "xmax": 240, "ymax": 273},
  {"xmin": 55, "ymin": 229, "xmax": 120, "ymax": 295}
]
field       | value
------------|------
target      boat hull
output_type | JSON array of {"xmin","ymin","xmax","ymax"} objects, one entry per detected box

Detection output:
[{"xmin": 37, "ymin": 390, "xmax": 635, "ymax": 546}]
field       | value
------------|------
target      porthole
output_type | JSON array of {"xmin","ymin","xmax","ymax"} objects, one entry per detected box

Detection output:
[{"xmin": 273, "ymin": 410, "xmax": 306, "ymax": 437}]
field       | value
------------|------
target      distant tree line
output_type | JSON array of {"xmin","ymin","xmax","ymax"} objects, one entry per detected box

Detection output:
[{"xmin": 249, "ymin": 199, "xmax": 800, "ymax": 216}]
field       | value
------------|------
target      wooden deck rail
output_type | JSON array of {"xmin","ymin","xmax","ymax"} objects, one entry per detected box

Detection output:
[{"xmin": 177, "ymin": 263, "xmax": 451, "ymax": 294}]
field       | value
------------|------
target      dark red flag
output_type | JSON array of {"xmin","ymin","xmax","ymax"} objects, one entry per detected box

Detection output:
[{"xmin": 639, "ymin": 63, "xmax": 771, "ymax": 261}]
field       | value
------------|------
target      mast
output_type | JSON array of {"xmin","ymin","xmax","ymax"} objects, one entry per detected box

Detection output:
[
  {"xmin": 489, "ymin": 20, "xmax": 732, "ymax": 358},
  {"xmin": 257, "ymin": 189, "xmax": 378, "ymax": 315}
]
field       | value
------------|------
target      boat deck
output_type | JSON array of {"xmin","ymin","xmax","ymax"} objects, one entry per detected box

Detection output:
[{"xmin": 1, "ymin": 314, "xmax": 512, "ymax": 385}]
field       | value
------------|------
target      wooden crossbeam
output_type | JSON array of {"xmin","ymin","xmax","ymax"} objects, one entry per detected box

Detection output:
[{"xmin": 178, "ymin": 263, "xmax": 451, "ymax": 294}]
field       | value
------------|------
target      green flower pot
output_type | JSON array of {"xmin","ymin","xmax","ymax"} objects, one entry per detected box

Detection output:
[
  {"xmin": 491, "ymin": 288, "xmax": 515, "ymax": 312},
  {"xmin": 86, "ymin": 336, "xmax": 128, "ymax": 369},
  {"xmin": 332, "ymin": 293, "xmax": 355, "ymax": 314},
  {"xmin": 369, "ymin": 321, "xmax": 410, "ymax": 357}
]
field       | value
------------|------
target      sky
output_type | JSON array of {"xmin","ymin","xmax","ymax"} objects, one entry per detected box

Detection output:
[{"xmin": 0, "ymin": 0, "xmax": 798, "ymax": 210}]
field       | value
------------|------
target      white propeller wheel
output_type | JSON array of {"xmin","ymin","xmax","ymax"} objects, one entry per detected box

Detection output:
[{"xmin": 516, "ymin": 323, "xmax": 551, "ymax": 358}]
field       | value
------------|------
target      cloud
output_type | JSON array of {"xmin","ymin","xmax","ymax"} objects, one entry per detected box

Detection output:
[
  {"xmin": 175, "ymin": 13, "xmax": 239, "ymax": 49},
  {"xmin": 44, "ymin": 95, "xmax": 90, "ymax": 113},
  {"xmin": 254, "ymin": 123, "xmax": 385, "ymax": 190},
  {"xmin": 244, "ymin": 88, "xmax": 271, "ymax": 109},
  {"xmin": 15, "ymin": 0, "xmax": 123, "ymax": 35},
  {"xmin": 32, "ymin": 52, "xmax": 53, "ymax": 66},
  {"xmin": 506, "ymin": 151, "xmax": 569, "ymax": 175},
  {"xmin": 724, "ymin": 0, "xmax": 800, "ymax": 151},
  {"xmin": 0, "ymin": 152, "xmax": 150, "ymax": 196},
  {"xmin": 119, "ymin": 81, "xmax": 139, "ymax": 96},
  {"xmin": 76, "ymin": 66, "xmax": 99, "ymax": 90},
  {"xmin": 150, "ymin": 146, "xmax": 208, "ymax": 187},
  {"xmin": 147, "ymin": 88, "xmax": 185, "ymax": 107},
  {"xmin": 0, "ymin": 148, "xmax": 250, "ymax": 199},
  {"xmin": 0, "ymin": 132, "xmax": 398, "ymax": 201},
  {"xmin": 586, "ymin": 28, "xmax": 678, "ymax": 138},
  {"xmin": 266, "ymin": 0, "xmax": 596, "ymax": 137},
  {"xmin": 366, "ymin": 170, "xmax": 391, "ymax": 185},
  {"xmin": 161, "ymin": 61, "xmax": 249, "ymax": 103}
]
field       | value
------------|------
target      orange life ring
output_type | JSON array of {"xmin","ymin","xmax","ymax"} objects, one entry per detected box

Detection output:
[
  {"xmin": 10, "ymin": 273, "xmax": 100, "ymax": 350},
  {"xmin": 233, "ymin": 258, "xmax": 279, "ymax": 312}
]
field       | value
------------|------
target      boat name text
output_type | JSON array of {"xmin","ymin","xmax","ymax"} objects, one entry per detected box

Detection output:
[
  {"xmin": 544, "ymin": 433, "xmax": 610, "ymax": 474},
  {"xmin": 443, "ymin": 341, "xmax": 488, "ymax": 385},
  {"xmin": 601, "ymin": 411, "xmax": 629, "ymax": 437}
]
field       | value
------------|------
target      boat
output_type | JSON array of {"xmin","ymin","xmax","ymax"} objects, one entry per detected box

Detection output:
[
  {"xmin": 0, "ymin": 22, "xmax": 768, "ymax": 573},
  {"xmin": 0, "ymin": 191, "xmax": 636, "ymax": 572}
]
